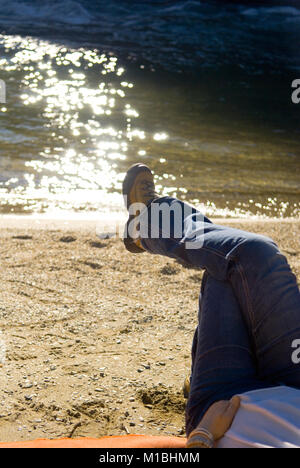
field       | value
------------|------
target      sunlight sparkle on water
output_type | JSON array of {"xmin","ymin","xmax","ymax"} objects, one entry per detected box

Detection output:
[
  {"xmin": 0, "ymin": 34, "xmax": 298, "ymax": 218},
  {"xmin": 0, "ymin": 34, "xmax": 168, "ymax": 214}
]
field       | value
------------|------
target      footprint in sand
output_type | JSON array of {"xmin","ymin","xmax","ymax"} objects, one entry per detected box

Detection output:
[
  {"xmin": 89, "ymin": 241, "xmax": 106, "ymax": 249},
  {"xmin": 160, "ymin": 264, "xmax": 179, "ymax": 275},
  {"xmin": 12, "ymin": 235, "xmax": 33, "ymax": 240},
  {"xmin": 60, "ymin": 236, "xmax": 76, "ymax": 243}
]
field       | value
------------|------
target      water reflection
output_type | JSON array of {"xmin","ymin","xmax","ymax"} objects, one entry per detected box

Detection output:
[
  {"xmin": 0, "ymin": 34, "xmax": 299, "ymax": 219},
  {"xmin": 0, "ymin": 35, "xmax": 146, "ymax": 213}
]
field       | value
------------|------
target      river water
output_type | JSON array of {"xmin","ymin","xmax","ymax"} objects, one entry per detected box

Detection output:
[{"xmin": 0, "ymin": 1, "xmax": 299, "ymax": 218}]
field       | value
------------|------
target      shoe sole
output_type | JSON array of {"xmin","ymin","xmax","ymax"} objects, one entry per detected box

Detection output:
[
  {"xmin": 122, "ymin": 163, "xmax": 153, "ymax": 254},
  {"xmin": 183, "ymin": 375, "xmax": 191, "ymax": 399},
  {"xmin": 122, "ymin": 163, "xmax": 153, "ymax": 209},
  {"xmin": 123, "ymin": 216, "xmax": 145, "ymax": 253}
]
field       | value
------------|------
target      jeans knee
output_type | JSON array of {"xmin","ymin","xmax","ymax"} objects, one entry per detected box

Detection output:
[{"xmin": 238, "ymin": 235, "xmax": 279, "ymax": 267}]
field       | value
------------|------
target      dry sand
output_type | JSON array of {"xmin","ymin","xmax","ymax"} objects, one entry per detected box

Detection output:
[{"xmin": 0, "ymin": 217, "xmax": 299, "ymax": 443}]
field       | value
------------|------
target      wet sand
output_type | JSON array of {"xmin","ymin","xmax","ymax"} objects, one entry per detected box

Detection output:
[{"xmin": 0, "ymin": 217, "xmax": 299, "ymax": 442}]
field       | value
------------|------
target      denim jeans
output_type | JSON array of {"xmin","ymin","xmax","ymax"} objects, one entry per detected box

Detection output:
[{"xmin": 139, "ymin": 197, "xmax": 300, "ymax": 435}]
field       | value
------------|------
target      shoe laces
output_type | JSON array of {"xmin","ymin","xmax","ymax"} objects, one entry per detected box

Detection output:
[{"xmin": 141, "ymin": 180, "xmax": 156, "ymax": 198}]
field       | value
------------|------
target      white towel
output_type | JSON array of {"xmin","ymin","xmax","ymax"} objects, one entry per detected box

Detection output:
[{"xmin": 217, "ymin": 386, "xmax": 300, "ymax": 448}]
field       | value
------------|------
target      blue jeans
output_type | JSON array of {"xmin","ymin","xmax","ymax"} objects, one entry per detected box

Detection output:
[{"xmin": 140, "ymin": 197, "xmax": 300, "ymax": 435}]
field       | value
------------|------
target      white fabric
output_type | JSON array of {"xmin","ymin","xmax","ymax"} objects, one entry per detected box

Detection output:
[{"xmin": 217, "ymin": 386, "xmax": 300, "ymax": 448}]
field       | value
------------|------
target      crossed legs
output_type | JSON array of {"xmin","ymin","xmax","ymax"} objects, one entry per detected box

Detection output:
[{"xmin": 139, "ymin": 197, "xmax": 300, "ymax": 434}]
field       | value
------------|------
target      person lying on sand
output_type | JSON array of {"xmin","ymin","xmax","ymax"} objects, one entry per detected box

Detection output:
[{"xmin": 121, "ymin": 163, "xmax": 300, "ymax": 448}]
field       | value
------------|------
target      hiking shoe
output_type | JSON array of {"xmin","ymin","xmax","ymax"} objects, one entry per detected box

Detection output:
[
  {"xmin": 183, "ymin": 375, "xmax": 191, "ymax": 399},
  {"xmin": 122, "ymin": 163, "xmax": 159, "ymax": 253}
]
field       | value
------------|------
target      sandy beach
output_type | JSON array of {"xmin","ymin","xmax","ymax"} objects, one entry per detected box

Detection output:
[{"xmin": 0, "ymin": 217, "xmax": 299, "ymax": 443}]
